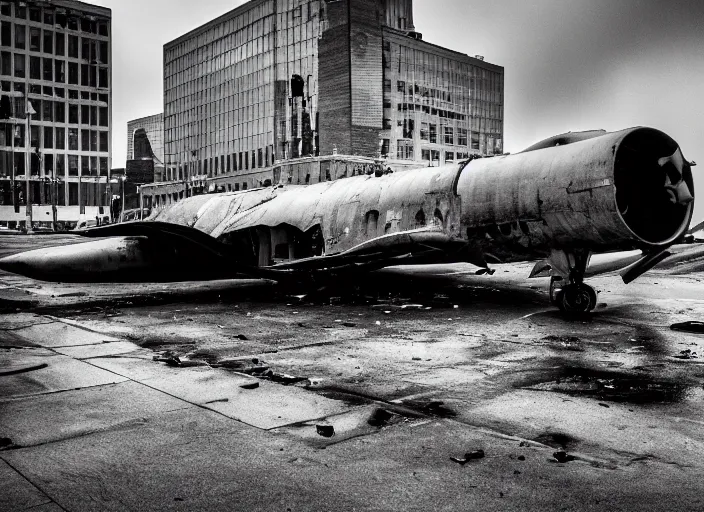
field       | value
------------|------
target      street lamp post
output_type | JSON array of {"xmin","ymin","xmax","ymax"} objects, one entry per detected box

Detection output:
[
  {"xmin": 25, "ymin": 100, "xmax": 36, "ymax": 233},
  {"xmin": 119, "ymin": 175, "xmax": 126, "ymax": 223}
]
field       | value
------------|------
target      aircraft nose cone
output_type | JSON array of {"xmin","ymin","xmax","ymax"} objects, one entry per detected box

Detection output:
[{"xmin": 0, "ymin": 253, "xmax": 38, "ymax": 280}]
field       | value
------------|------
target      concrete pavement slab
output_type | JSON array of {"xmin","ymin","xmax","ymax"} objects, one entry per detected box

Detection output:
[
  {"xmin": 89, "ymin": 356, "xmax": 352, "ymax": 429},
  {"xmin": 0, "ymin": 458, "xmax": 52, "ymax": 511},
  {"xmin": 466, "ymin": 389, "xmax": 704, "ymax": 467},
  {"xmin": 52, "ymin": 340, "xmax": 143, "ymax": 359},
  {"xmin": 201, "ymin": 379, "xmax": 351, "ymax": 429},
  {"xmin": 0, "ymin": 381, "xmax": 194, "ymax": 447},
  {"xmin": 12, "ymin": 321, "xmax": 121, "ymax": 348},
  {"xmin": 5, "ymin": 409, "xmax": 704, "ymax": 512},
  {"xmin": 0, "ymin": 352, "xmax": 127, "ymax": 399}
]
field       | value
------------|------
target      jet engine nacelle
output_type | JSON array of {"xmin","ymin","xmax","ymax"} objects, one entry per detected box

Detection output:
[{"xmin": 458, "ymin": 127, "xmax": 694, "ymax": 259}]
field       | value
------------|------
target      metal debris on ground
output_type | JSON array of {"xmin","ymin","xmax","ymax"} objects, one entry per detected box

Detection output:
[
  {"xmin": 367, "ymin": 408, "xmax": 394, "ymax": 427},
  {"xmin": 674, "ymin": 349, "xmax": 699, "ymax": 360},
  {"xmin": 552, "ymin": 451, "xmax": 575, "ymax": 463},
  {"xmin": 240, "ymin": 382, "xmax": 260, "ymax": 390},
  {"xmin": 450, "ymin": 449, "xmax": 485, "ymax": 465},
  {"xmin": 670, "ymin": 321, "xmax": 704, "ymax": 334},
  {"xmin": 316, "ymin": 424, "xmax": 335, "ymax": 438}
]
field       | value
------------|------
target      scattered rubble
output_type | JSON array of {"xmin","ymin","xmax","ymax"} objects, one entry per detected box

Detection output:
[
  {"xmin": 450, "ymin": 449, "xmax": 485, "ymax": 465},
  {"xmin": 674, "ymin": 349, "xmax": 699, "ymax": 360},
  {"xmin": 552, "ymin": 451, "xmax": 575, "ymax": 463}
]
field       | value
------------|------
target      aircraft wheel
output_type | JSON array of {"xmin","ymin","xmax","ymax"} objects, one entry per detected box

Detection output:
[{"xmin": 555, "ymin": 283, "xmax": 597, "ymax": 314}]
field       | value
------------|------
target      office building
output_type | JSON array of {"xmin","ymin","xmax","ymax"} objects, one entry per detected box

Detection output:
[
  {"xmin": 149, "ymin": 0, "xmax": 502, "ymax": 207},
  {"xmin": 0, "ymin": 0, "xmax": 111, "ymax": 228}
]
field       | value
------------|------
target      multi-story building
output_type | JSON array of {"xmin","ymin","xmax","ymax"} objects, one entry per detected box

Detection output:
[
  {"xmin": 0, "ymin": 0, "xmax": 111, "ymax": 229},
  {"xmin": 127, "ymin": 112, "xmax": 164, "ymax": 181},
  {"xmin": 151, "ymin": 0, "xmax": 502, "ymax": 207}
]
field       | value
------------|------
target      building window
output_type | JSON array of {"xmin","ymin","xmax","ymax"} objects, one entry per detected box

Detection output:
[
  {"xmin": 420, "ymin": 122, "xmax": 429, "ymax": 141},
  {"xmin": 422, "ymin": 149, "xmax": 430, "ymax": 162},
  {"xmin": 56, "ymin": 127, "xmax": 65, "ymax": 150},
  {"xmin": 29, "ymin": 7, "xmax": 41, "ymax": 23},
  {"xmin": 69, "ymin": 104, "xmax": 78, "ymax": 124},
  {"xmin": 29, "ymin": 27, "xmax": 40, "ymax": 51},
  {"xmin": 383, "ymin": 118, "xmax": 391, "ymax": 130},
  {"xmin": 54, "ymin": 101, "xmax": 64, "ymax": 123},
  {"xmin": 80, "ymin": 129, "xmax": 89, "ymax": 151},
  {"xmin": 55, "ymin": 33, "xmax": 65, "ymax": 56},
  {"xmin": 1, "ymin": 22, "xmax": 11, "ymax": 47},
  {"xmin": 429, "ymin": 124, "xmax": 437, "ymax": 144},
  {"xmin": 13, "ymin": 54, "xmax": 24, "ymax": 77},
  {"xmin": 68, "ymin": 62, "xmax": 78, "ymax": 84},
  {"xmin": 458, "ymin": 128, "xmax": 468, "ymax": 147},
  {"xmin": 397, "ymin": 80, "xmax": 405, "ymax": 92},
  {"xmin": 55, "ymin": 60, "xmax": 65, "ymax": 83},
  {"xmin": 68, "ymin": 35, "xmax": 78, "ymax": 58},
  {"xmin": 81, "ymin": 155, "xmax": 89, "ymax": 174},
  {"xmin": 0, "ymin": 51, "xmax": 9, "ymax": 76},
  {"xmin": 42, "ymin": 57, "xmax": 52, "ymax": 81},
  {"xmin": 431, "ymin": 150, "xmax": 440, "ymax": 165},
  {"xmin": 68, "ymin": 128, "xmax": 78, "ymax": 150},
  {"xmin": 383, "ymin": 79, "xmax": 391, "ymax": 92},
  {"xmin": 56, "ymin": 154, "xmax": 65, "ymax": 175},
  {"xmin": 397, "ymin": 142, "xmax": 414, "ymax": 160},
  {"xmin": 68, "ymin": 155, "xmax": 78, "ymax": 176},
  {"xmin": 42, "ymin": 100, "xmax": 52, "ymax": 122},
  {"xmin": 43, "ymin": 127, "xmax": 53, "ymax": 149},
  {"xmin": 29, "ymin": 56, "xmax": 40, "ymax": 79},
  {"xmin": 445, "ymin": 152, "xmax": 455, "ymax": 163},
  {"xmin": 44, "ymin": 30, "xmax": 53, "ymax": 54},
  {"xmin": 444, "ymin": 126, "xmax": 454, "ymax": 145}
]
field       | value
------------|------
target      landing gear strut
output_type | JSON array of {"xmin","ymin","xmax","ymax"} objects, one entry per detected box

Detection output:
[{"xmin": 548, "ymin": 250, "xmax": 598, "ymax": 314}]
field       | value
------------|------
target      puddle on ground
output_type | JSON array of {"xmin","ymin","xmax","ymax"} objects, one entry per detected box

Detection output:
[{"xmin": 526, "ymin": 368, "xmax": 700, "ymax": 404}]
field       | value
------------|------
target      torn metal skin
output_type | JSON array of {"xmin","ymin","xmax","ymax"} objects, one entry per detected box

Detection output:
[{"xmin": 0, "ymin": 127, "xmax": 695, "ymax": 314}]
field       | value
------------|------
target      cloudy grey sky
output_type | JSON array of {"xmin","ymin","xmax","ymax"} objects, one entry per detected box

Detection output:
[{"xmin": 93, "ymin": 0, "xmax": 704, "ymax": 218}]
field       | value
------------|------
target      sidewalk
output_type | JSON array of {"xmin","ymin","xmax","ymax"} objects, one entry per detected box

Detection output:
[{"xmin": 3, "ymin": 312, "xmax": 704, "ymax": 511}]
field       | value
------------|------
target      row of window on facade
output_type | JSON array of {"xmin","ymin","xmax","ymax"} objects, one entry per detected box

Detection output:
[
  {"xmin": 380, "ymin": 138, "xmax": 471, "ymax": 162},
  {"xmin": 0, "ymin": 97, "xmax": 108, "ymax": 129},
  {"xmin": 1, "ymin": 21, "xmax": 109, "ymax": 61},
  {"xmin": 0, "ymin": 181, "xmax": 108, "ymax": 208},
  {"xmin": 0, "ymin": 3, "xmax": 109, "ymax": 37},
  {"xmin": 2, "ymin": 81, "xmax": 108, "ymax": 103},
  {"xmin": 1, "ymin": 52, "xmax": 108, "ymax": 87},
  {"xmin": 0, "ymin": 150, "xmax": 109, "ymax": 176},
  {"xmin": 0, "ymin": 123, "xmax": 109, "ymax": 153},
  {"xmin": 166, "ymin": 145, "xmax": 274, "ymax": 181},
  {"xmin": 383, "ymin": 119, "xmax": 471, "ymax": 146}
]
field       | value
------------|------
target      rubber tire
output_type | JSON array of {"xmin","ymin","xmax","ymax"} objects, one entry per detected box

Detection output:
[{"xmin": 555, "ymin": 283, "xmax": 597, "ymax": 314}]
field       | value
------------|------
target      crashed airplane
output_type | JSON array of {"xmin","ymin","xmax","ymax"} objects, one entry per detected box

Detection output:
[{"xmin": 0, "ymin": 127, "xmax": 695, "ymax": 314}]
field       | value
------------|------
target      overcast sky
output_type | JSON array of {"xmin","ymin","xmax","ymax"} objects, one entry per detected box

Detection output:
[{"xmin": 93, "ymin": 0, "xmax": 704, "ymax": 219}]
